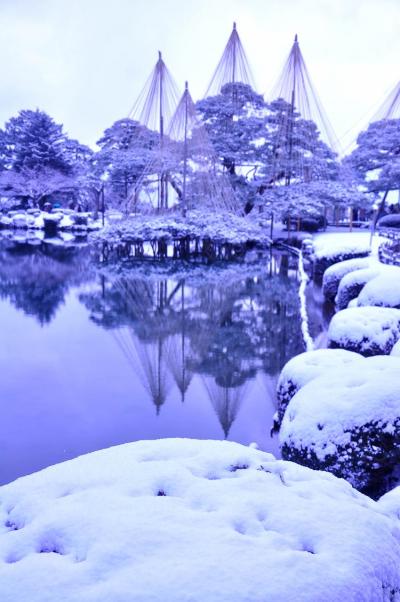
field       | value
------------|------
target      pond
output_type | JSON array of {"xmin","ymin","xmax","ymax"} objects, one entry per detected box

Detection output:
[{"xmin": 0, "ymin": 237, "xmax": 326, "ymax": 486}]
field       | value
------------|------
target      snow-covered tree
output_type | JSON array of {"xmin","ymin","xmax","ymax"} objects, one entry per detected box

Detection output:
[
  {"xmin": 259, "ymin": 179, "xmax": 373, "ymax": 223},
  {"xmin": 261, "ymin": 98, "xmax": 339, "ymax": 186},
  {"xmin": 347, "ymin": 118, "xmax": 400, "ymax": 193},
  {"xmin": 0, "ymin": 167, "xmax": 76, "ymax": 208},
  {"xmin": 95, "ymin": 118, "xmax": 159, "ymax": 206},
  {"xmin": 195, "ymin": 82, "xmax": 267, "ymax": 176},
  {"xmin": 3, "ymin": 109, "xmax": 71, "ymax": 173}
]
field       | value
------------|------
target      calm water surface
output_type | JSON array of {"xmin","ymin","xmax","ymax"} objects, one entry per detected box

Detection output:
[{"xmin": 0, "ymin": 238, "xmax": 325, "ymax": 485}]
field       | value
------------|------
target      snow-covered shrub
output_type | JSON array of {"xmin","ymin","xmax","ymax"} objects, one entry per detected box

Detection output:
[
  {"xmin": 335, "ymin": 266, "xmax": 381, "ymax": 309},
  {"xmin": 357, "ymin": 269, "xmax": 400, "ymax": 309},
  {"xmin": 322, "ymin": 257, "xmax": 371, "ymax": 301},
  {"xmin": 328, "ymin": 306, "xmax": 400, "ymax": 356},
  {"xmin": 94, "ymin": 211, "xmax": 271, "ymax": 247},
  {"xmin": 1, "ymin": 439, "xmax": 400, "ymax": 601},
  {"xmin": 313, "ymin": 238, "xmax": 370, "ymax": 280},
  {"xmin": 391, "ymin": 340, "xmax": 400, "ymax": 357},
  {"xmin": 276, "ymin": 349, "xmax": 363, "ymax": 426},
  {"xmin": 280, "ymin": 356, "xmax": 400, "ymax": 494},
  {"xmin": 378, "ymin": 214, "xmax": 400, "ymax": 229}
]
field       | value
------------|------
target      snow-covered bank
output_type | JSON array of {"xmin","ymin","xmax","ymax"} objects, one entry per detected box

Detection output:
[
  {"xmin": 0, "ymin": 210, "xmax": 102, "ymax": 233},
  {"xmin": 1, "ymin": 439, "xmax": 400, "ymax": 602}
]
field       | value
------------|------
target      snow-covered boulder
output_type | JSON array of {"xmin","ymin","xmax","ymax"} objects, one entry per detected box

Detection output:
[
  {"xmin": 59, "ymin": 214, "xmax": 74, "ymax": 230},
  {"xmin": 335, "ymin": 266, "xmax": 381, "ymax": 309},
  {"xmin": 276, "ymin": 349, "xmax": 364, "ymax": 426},
  {"xmin": 328, "ymin": 306, "xmax": 400, "ymax": 356},
  {"xmin": 358, "ymin": 270, "xmax": 400, "ymax": 309},
  {"xmin": 11, "ymin": 213, "xmax": 30, "ymax": 229},
  {"xmin": 1, "ymin": 439, "xmax": 400, "ymax": 602},
  {"xmin": 322, "ymin": 257, "xmax": 371, "ymax": 301},
  {"xmin": 0, "ymin": 215, "xmax": 12, "ymax": 228},
  {"xmin": 313, "ymin": 238, "xmax": 370, "ymax": 280},
  {"xmin": 280, "ymin": 356, "xmax": 400, "ymax": 494}
]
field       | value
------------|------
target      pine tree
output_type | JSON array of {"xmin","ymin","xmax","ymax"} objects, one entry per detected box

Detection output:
[{"xmin": 4, "ymin": 109, "xmax": 70, "ymax": 173}]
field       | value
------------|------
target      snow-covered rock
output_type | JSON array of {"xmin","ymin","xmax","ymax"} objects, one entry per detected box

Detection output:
[
  {"xmin": 328, "ymin": 306, "xmax": 400, "ymax": 356},
  {"xmin": 280, "ymin": 356, "xmax": 400, "ymax": 493},
  {"xmin": 335, "ymin": 266, "xmax": 382, "ymax": 309},
  {"xmin": 1, "ymin": 439, "xmax": 400, "ymax": 602},
  {"xmin": 358, "ymin": 269, "xmax": 400, "ymax": 309},
  {"xmin": 59, "ymin": 214, "xmax": 74, "ymax": 229},
  {"xmin": 11, "ymin": 214, "xmax": 31, "ymax": 229},
  {"xmin": 322, "ymin": 257, "xmax": 371, "ymax": 301},
  {"xmin": 276, "ymin": 349, "xmax": 364, "ymax": 426},
  {"xmin": 0, "ymin": 215, "xmax": 12, "ymax": 228}
]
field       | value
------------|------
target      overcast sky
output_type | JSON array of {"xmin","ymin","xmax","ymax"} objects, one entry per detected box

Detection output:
[{"xmin": 0, "ymin": 0, "xmax": 398, "ymax": 150}]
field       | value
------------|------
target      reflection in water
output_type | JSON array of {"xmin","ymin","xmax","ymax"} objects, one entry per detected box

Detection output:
[
  {"xmin": 0, "ymin": 240, "xmax": 93, "ymax": 324},
  {"xmin": 0, "ymin": 240, "xmax": 309, "ymax": 484},
  {"xmin": 203, "ymin": 377, "xmax": 249, "ymax": 438},
  {"xmin": 81, "ymin": 259, "xmax": 306, "ymax": 426}
]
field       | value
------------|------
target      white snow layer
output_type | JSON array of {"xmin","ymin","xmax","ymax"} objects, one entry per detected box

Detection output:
[
  {"xmin": 391, "ymin": 340, "xmax": 400, "ymax": 357},
  {"xmin": 327, "ymin": 306, "xmax": 400, "ymax": 354},
  {"xmin": 313, "ymin": 236, "xmax": 370, "ymax": 260},
  {"xmin": 322, "ymin": 257, "xmax": 372, "ymax": 298},
  {"xmin": 277, "ymin": 349, "xmax": 364, "ymax": 398},
  {"xmin": 335, "ymin": 266, "xmax": 382, "ymax": 308},
  {"xmin": 357, "ymin": 268, "xmax": 400, "ymax": 309},
  {"xmin": 1, "ymin": 439, "xmax": 400, "ymax": 602},
  {"xmin": 280, "ymin": 356, "xmax": 400, "ymax": 461}
]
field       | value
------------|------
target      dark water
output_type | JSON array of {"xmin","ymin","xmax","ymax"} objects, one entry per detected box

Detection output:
[{"xmin": 0, "ymin": 238, "xmax": 314, "ymax": 485}]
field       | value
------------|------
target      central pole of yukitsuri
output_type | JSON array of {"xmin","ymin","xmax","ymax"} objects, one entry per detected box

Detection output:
[
  {"xmin": 182, "ymin": 82, "xmax": 189, "ymax": 218},
  {"xmin": 158, "ymin": 51, "xmax": 166, "ymax": 211},
  {"xmin": 286, "ymin": 34, "xmax": 298, "ymax": 187}
]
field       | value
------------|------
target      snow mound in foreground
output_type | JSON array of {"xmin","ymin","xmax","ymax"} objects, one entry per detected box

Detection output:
[
  {"xmin": 276, "ymin": 349, "xmax": 364, "ymax": 426},
  {"xmin": 358, "ymin": 269, "xmax": 400, "ymax": 309},
  {"xmin": 1, "ymin": 439, "xmax": 400, "ymax": 602},
  {"xmin": 322, "ymin": 257, "xmax": 372, "ymax": 301},
  {"xmin": 328, "ymin": 306, "xmax": 400, "ymax": 355},
  {"xmin": 280, "ymin": 356, "xmax": 400, "ymax": 492}
]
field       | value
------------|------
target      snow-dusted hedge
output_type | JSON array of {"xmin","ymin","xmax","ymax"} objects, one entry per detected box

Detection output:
[
  {"xmin": 378, "ymin": 214, "xmax": 400, "ymax": 229},
  {"xmin": 327, "ymin": 306, "xmax": 400, "ymax": 356},
  {"xmin": 94, "ymin": 211, "xmax": 271, "ymax": 246},
  {"xmin": 391, "ymin": 340, "xmax": 400, "ymax": 357},
  {"xmin": 313, "ymin": 237, "xmax": 370, "ymax": 280},
  {"xmin": 357, "ymin": 269, "xmax": 400, "ymax": 309},
  {"xmin": 1, "ymin": 439, "xmax": 400, "ymax": 601},
  {"xmin": 335, "ymin": 266, "xmax": 381, "ymax": 309},
  {"xmin": 275, "ymin": 349, "xmax": 363, "ymax": 426},
  {"xmin": 280, "ymin": 356, "xmax": 400, "ymax": 494},
  {"xmin": 322, "ymin": 257, "xmax": 371, "ymax": 301}
]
